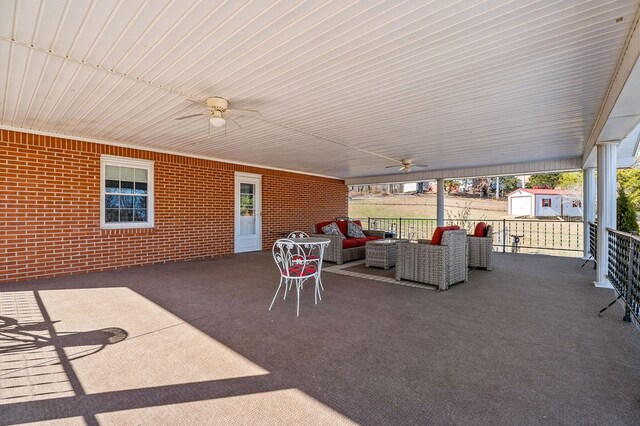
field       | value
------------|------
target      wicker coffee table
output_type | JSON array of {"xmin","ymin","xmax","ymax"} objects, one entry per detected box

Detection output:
[{"xmin": 365, "ymin": 239, "xmax": 409, "ymax": 269}]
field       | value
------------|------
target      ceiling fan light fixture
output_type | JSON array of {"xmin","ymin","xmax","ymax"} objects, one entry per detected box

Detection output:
[{"xmin": 209, "ymin": 114, "xmax": 226, "ymax": 128}]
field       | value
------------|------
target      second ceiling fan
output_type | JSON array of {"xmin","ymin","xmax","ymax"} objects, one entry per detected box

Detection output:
[{"xmin": 386, "ymin": 159, "xmax": 428, "ymax": 172}]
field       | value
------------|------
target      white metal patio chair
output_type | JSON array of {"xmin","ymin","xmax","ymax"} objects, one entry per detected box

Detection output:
[
  {"xmin": 287, "ymin": 231, "xmax": 320, "ymax": 260},
  {"xmin": 287, "ymin": 230, "xmax": 323, "ymax": 291},
  {"xmin": 270, "ymin": 239, "xmax": 320, "ymax": 316}
]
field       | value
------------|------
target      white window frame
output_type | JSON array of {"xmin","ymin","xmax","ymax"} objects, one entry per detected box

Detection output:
[{"xmin": 100, "ymin": 155, "xmax": 154, "ymax": 229}]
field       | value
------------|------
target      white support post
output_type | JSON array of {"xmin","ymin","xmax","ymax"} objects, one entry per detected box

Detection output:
[
  {"xmin": 437, "ymin": 178, "xmax": 445, "ymax": 227},
  {"xmin": 583, "ymin": 167, "xmax": 596, "ymax": 259},
  {"xmin": 595, "ymin": 142, "xmax": 617, "ymax": 288},
  {"xmin": 496, "ymin": 177, "xmax": 500, "ymax": 200}
]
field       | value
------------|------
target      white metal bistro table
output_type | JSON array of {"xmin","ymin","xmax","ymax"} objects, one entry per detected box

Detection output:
[{"xmin": 289, "ymin": 237, "xmax": 331, "ymax": 296}]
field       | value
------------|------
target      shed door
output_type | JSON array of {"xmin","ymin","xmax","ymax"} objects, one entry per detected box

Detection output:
[{"xmin": 510, "ymin": 196, "xmax": 531, "ymax": 216}]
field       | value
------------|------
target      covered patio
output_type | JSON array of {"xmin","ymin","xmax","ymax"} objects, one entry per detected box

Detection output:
[
  {"xmin": 1, "ymin": 253, "xmax": 638, "ymax": 425},
  {"xmin": 3, "ymin": 1, "xmax": 640, "ymax": 424}
]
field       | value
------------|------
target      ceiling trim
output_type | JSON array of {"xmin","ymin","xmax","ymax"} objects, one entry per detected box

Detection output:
[
  {"xmin": 583, "ymin": 5, "xmax": 640, "ymax": 166},
  {"xmin": 345, "ymin": 157, "xmax": 583, "ymax": 185},
  {"xmin": 0, "ymin": 124, "xmax": 342, "ymax": 181}
]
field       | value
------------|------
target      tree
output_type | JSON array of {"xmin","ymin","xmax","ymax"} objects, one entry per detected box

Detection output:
[
  {"xmin": 498, "ymin": 176, "xmax": 520, "ymax": 194},
  {"xmin": 444, "ymin": 179, "xmax": 459, "ymax": 193},
  {"xmin": 617, "ymin": 187, "xmax": 639, "ymax": 234},
  {"xmin": 617, "ymin": 168, "xmax": 640, "ymax": 212},
  {"xmin": 557, "ymin": 171, "xmax": 582, "ymax": 190},
  {"xmin": 527, "ymin": 173, "xmax": 560, "ymax": 189}
]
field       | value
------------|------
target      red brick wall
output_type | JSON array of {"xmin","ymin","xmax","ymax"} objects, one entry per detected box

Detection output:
[{"xmin": 1, "ymin": 130, "xmax": 348, "ymax": 283}]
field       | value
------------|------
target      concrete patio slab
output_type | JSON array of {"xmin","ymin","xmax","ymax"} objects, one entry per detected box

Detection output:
[{"xmin": 1, "ymin": 252, "xmax": 639, "ymax": 425}]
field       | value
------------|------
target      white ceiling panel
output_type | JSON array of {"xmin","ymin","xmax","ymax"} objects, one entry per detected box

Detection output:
[{"xmin": 1, "ymin": 0, "xmax": 639, "ymax": 179}]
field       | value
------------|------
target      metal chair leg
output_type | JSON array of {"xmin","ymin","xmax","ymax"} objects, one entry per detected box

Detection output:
[
  {"xmin": 296, "ymin": 281, "xmax": 301, "ymax": 317},
  {"xmin": 269, "ymin": 277, "xmax": 283, "ymax": 311},
  {"xmin": 283, "ymin": 277, "xmax": 289, "ymax": 300}
]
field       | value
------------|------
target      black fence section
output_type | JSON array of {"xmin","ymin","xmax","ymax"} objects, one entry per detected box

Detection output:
[
  {"xmin": 360, "ymin": 217, "xmax": 584, "ymax": 254},
  {"xmin": 589, "ymin": 221, "xmax": 597, "ymax": 261},
  {"xmin": 606, "ymin": 229, "xmax": 640, "ymax": 323}
]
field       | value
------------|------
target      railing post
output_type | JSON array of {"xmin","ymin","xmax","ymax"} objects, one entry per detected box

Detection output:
[
  {"xmin": 399, "ymin": 217, "xmax": 402, "ymax": 239},
  {"xmin": 368, "ymin": 217, "xmax": 371, "ymax": 231},
  {"xmin": 502, "ymin": 219, "xmax": 506, "ymax": 253},
  {"xmin": 625, "ymin": 234, "xmax": 634, "ymax": 322}
]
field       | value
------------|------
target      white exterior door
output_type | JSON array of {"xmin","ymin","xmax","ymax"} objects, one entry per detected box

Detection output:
[{"xmin": 235, "ymin": 173, "xmax": 262, "ymax": 253}]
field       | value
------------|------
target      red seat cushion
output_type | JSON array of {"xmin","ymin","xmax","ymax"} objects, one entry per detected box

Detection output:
[
  {"xmin": 292, "ymin": 254, "xmax": 319, "ymax": 262},
  {"xmin": 342, "ymin": 237, "xmax": 368, "ymax": 249},
  {"xmin": 288, "ymin": 263, "xmax": 317, "ymax": 277},
  {"xmin": 431, "ymin": 225, "xmax": 460, "ymax": 245},
  {"xmin": 366, "ymin": 235, "xmax": 383, "ymax": 241},
  {"xmin": 473, "ymin": 222, "xmax": 487, "ymax": 237}
]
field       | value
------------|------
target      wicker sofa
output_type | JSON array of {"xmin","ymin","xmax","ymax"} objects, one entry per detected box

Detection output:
[
  {"xmin": 467, "ymin": 226, "xmax": 493, "ymax": 270},
  {"xmin": 395, "ymin": 229, "xmax": 468, "ymax": 290},
  {"xmin": 312, "ymin": 220, "xmax": 385, "ymax": 264}
]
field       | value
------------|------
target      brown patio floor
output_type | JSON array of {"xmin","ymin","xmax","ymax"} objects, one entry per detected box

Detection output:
[{"xmin": 1, "ymin": 252, "xmax": 639, "ymax": 425}]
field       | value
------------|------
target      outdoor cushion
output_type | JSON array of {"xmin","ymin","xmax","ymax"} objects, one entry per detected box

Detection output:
[
  {"xmin": 474, "ymin": 222, "xmax": 487, "ymax": 237},
  {"xmin": 431, "ymin": 225, "xmax": 460, "ymax": 245},
  {"xmin": 366, "ymin": 235, "xmax": 383, "ymax": 241},
  {"xmin": 342, "ymin": 237, "xmax": 368, "ymax": 249},
  {"xmin": 288, "ymin": 263, "xmax": 317, "ymax": 277},
  {"xmin": 336, "ymin": 220, "xmax": 349, "ymax": 237},
  {"xmin": 322, "ymin": 222, "xmax": 345, "ymax": 239},
  {"xmin": 315, "ymin": 221, "xmax": 336, "ymax": 234},
  {"xmin": 292, "ymin": 254, "xmax": 320, "ymax": 262},
  {"xmin": 347, "ymin": 221, "xmax": 366, "ymax": 238}
]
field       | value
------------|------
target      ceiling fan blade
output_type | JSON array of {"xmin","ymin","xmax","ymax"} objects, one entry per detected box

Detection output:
[
  {"xmin": 186, "ymin": 98, "xmax": 206, "ymax": 105},
  {"xmin": 175, "ymin": 113, "xmax": 206, "ymax": 120},
  {"xmin": 385, "ymin": 164, "xmax": 403, "ymax": 168},
  {"xmin": 226, "ymin": 108, "xmax": 262, "ymax": 117},
  {"xmin": 225, "ymin": 117, "xmax": 241, "ymax": 130}
]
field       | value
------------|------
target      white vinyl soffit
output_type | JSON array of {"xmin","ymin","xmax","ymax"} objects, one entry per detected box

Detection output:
[{"xmin": 1, "ymin": 0, "xmax": 639, "ymax": 179}]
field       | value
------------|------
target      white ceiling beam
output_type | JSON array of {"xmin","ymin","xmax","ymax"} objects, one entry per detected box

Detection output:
[{"xmin": 345, "ymin": 157, "xmax": 583, "ymax": 185}]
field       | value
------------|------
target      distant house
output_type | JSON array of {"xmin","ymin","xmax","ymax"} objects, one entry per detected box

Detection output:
[
  {"xmin": 507, "ymin": 188, "xmax": 582, "ymax": 218},
  {"xmin": 402, "ymin": 182, "xmax": 417, "ymax": 193}
]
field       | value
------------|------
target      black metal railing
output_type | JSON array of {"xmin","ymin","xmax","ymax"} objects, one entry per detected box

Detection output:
[
  {"xmin": 362, "ymin": 217, "xmax": 584, "ymax": 254},
  {"xmin": 589, "ymin": 221, "xmax": 597, "ymax": 261},
  {"xmin": 606, "ymin": 228, "xmax": 640, "ymax": 323}
]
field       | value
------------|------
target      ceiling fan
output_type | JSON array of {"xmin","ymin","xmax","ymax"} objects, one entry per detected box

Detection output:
[
  {"xmin": 174, "ymin": 96, "xmax": 261, "ymax": 134},
  {"xmin": 386, "ymin": 159, "xmax": 428, "ymax": 172}
]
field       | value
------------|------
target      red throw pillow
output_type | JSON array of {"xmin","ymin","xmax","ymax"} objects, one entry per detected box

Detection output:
[
  {"xmin": 430, "ymin": 226, "xmax": 459, "ymax": 245},
  {"xmin": 474, "ymin": 222, "xmax": 487, "ymax": 237},
  {"xmin": 431, "ymin": 227, "xmax": 445, "ymax": 245},
  {"xmin": 336, "ymin": 220, "xmax": 348, "ymax": 237}
]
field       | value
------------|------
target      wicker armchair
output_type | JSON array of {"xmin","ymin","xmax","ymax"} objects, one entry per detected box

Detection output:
[
  {"xmin": 467, "ymin": 228, "xmax": 493, "ymax": 270},
  {"xmin": 395, "ymin": 229, "xmax": 468, "ymax": 290},
  {"xmin": 311, "ymin": 225, "xmax": 386, "ymax": 264}
]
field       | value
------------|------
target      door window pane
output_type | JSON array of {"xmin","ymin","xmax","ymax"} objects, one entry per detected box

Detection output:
[{"xmin": 240, "ymin": 183, "xmax": 254, "ymax": 194}]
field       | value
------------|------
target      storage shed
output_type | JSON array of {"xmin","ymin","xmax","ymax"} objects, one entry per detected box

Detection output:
[{"xmin": 507, "ymin": 188, "xmax": 582, "ymax": 218}]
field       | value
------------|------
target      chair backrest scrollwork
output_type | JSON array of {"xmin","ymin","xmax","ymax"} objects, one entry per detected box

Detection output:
[
  {"xmin": 272, "ymin": 239, "xmax": 309, "ymax": 278},
  {"xmin": 287, "ymin": 231, "xmax": 309, "ymax": 239}
]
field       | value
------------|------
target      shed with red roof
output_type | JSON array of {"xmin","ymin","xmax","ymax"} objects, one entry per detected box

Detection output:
[{"xmin": 507, "ymin": 188, "xmax": 582, "ymax": 218}]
